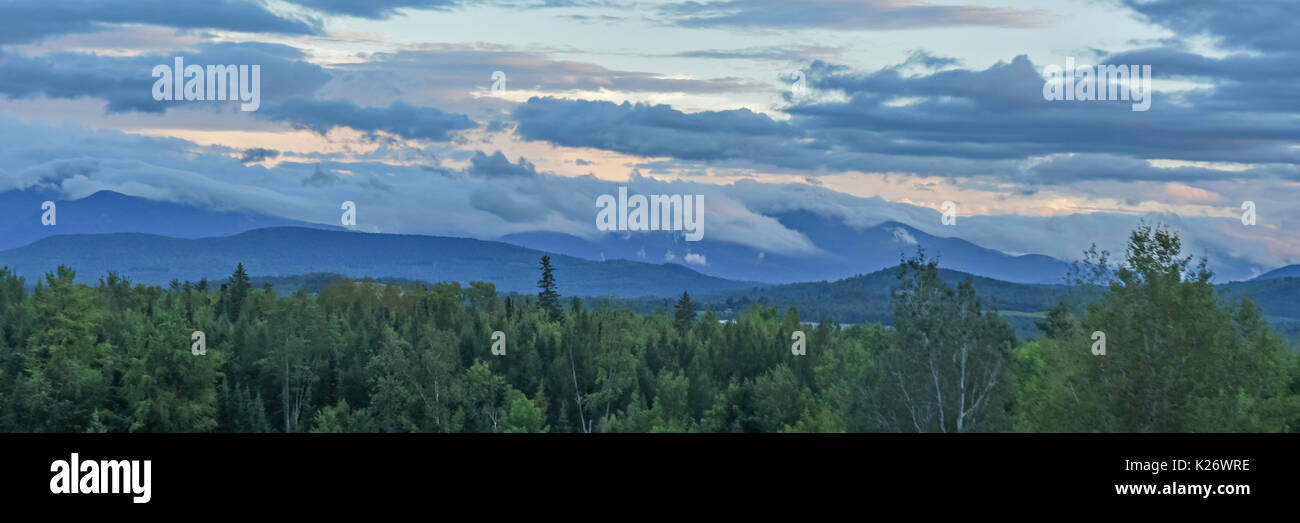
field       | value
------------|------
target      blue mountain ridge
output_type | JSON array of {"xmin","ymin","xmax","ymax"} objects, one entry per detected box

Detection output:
[
  {"xmin": 0, "ymin": 227, "xmax": 760, "ymax": 298},
  {"xmin": 1254, "ymin": 265, "xmax": 1300, "ymax": 281},
  {"xmin": 3, "ymin": 190, "xmax": 1291, "ymax": 288},
  {"xmin": 500, "ymin": 210, "xmax": 1072, "ymax": 285},
  {"xmin": 0, "ymin": 189, "xmax": 332, "ymax": 251}
]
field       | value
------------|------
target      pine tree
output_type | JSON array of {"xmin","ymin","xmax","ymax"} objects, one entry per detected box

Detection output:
[
  {"xmin": 224, "ymin": 263, "xmax": 252, "ymax": 320},
  {"xmin": 537, "ymin": 256, "xmax": 562, "ymax": 322},
  {"xmin": 1034, "ymin": 300, "xmax": 1076, "ymax": 339},
  {"xmin": 674, "ymin": 291, "xmax": 695, "ymax": 333}
]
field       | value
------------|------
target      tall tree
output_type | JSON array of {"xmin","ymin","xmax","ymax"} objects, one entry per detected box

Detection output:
[
  {"xmin": 223, "ymin": 263, "xmax": 253, "ymax": 320},
  {"xmin": 537, "ymin": 256, "xmax": 562, "ymax": 322},
  {"xmin": 868, "ymin": 251, "xmax": 1017, "ymax": 433},
  {"xmin": 1019, "ymin": 224, "xmax": 1299, "ymax": 432},
  {"xmin": 673, "ymin": 291, "xmax": 695, "ymax": 333}
]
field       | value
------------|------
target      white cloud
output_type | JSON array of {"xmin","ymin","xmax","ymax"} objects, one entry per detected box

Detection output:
[{"xmin": 891, "ymin": 226, "xmax": 917, "ymax": 245}]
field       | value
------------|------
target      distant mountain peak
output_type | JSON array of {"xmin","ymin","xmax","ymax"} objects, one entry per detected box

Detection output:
[
  {"xmin": 1253, "ymin": 264, "xmax": 1300, "ymax": 281},
  {"xmin": 0, "ymin": 189, "xmax": 330, "ymax": 251}
]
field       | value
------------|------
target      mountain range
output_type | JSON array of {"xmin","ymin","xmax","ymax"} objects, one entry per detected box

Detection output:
[
  {"xmin": 1255, "ymin": 265, "xmax": 1300, "ymax": 281},
  {"xmin": 0, "ymin": 189, "xmax": 1293, "ymax": 309},
  {"xmin": 672, "ymin": 268, "xmax": 1300, "ymax": 342},
  {"xmin": 0, "ymin": 226, "xmax": 762, "ymax": 297},
  {"xmin": 0, "ymin": 189, "xmax": 332, "ymax": 252},
  {"xmin": 501, "ymin": 210, "xmax": 1073, "ymax": 285},
  {"xmin": 0, "ymin": 189, "xmax": 1295, "ymax": 342}
]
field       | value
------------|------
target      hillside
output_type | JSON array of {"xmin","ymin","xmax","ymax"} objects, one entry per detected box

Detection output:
[
  {"xmin": 1254, "ymin": 265, "xmax": 1300, "ymax": 281},
  {"xmin": 0, "ymin": 189, "xmax": 331, "ymax": 251},
  {"xmin": 634, "ymin": 267, "xmax": 1300, "ymax": 342},
  {"xmin": 498, "ymin": 212, "xmax": 1073, "ymax": 285},
  {"xmin": 0, "ymin": 227, "xmax": 759, "ymax": 298}
]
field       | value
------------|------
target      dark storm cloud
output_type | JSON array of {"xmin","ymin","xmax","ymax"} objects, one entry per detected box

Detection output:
[
  {"xmin": 240, "ymin": 147, "xmax": 280, "ymax": 163},
  {"xmin": 1121, "ymin": 0, "xmax": 1299, "ymax": 52},
  {"xmin": 792, "ymin": 56, "xmax": 1300, "ymax": 164},
  {"xmin": 0, "ymin": 42, "xmax": 330, "ymax": 113},
  {"xmin": 0, "ymin": 0, "xmax": 320, "ymax": 44},
  {"xmin": 511, "ymin": 50, "xmax": 1300, "ymax": 178},
  {"xmin": 259, "ymin": 98, "xmax": 475, "ymax": 141},
  {"xmin": 467, "ymin": 151, "xmax": 538, "ymax": 177},
  {"xmin": 513, "ymin": 97, "xmax": 801, "ymax": 162}
]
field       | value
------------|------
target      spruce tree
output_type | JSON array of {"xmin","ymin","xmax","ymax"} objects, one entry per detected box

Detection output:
[
  {"xmin": 537, "ymin": 256, "xmax": 562, "ymax": 321},
  {"xmin": 225, "ymin": 263, "xmax": 252, "ymax": 320},
  {"xmin": 674, "ymin": 291, "xmax": 695, "ymax": 333}
]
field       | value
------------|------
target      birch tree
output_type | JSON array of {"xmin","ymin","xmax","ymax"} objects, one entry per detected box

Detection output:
[{"xmin": 869, "ymin": 252, "xmax": 1017, "ymax": 433}]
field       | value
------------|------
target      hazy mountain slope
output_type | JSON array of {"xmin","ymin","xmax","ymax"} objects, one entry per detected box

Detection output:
[
  {"xmin": 0, "ymin": 227, "xmax": 758, "ymax": 297},
  {"xmin": 1253, "ymin": 265, "xmax": 1300, "ymax": 281},
  {"xmin": 497, "ymin": 211, "xmax": 1072, "ymax": 285},
  {"xmin": 640, "ymin": 267, "xmax": 1300, "ymax": 341},
  {"xmin": 0, "ymin": 189, "xmax": 331, "ymax": 251}
]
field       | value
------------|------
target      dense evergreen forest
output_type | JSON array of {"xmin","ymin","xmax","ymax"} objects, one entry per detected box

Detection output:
[{"xmin": 0, "ymin": 225, "xmax": 1295, "ymax": 432}]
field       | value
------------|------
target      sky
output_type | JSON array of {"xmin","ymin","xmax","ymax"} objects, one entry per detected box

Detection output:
[{"xmin": 0, "ymin": 0, "xmax": 1295, "ymax": 278}]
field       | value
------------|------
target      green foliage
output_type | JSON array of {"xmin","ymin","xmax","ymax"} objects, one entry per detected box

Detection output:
[
  {"xmin": 668, "ymin": 262, "xmax": 1300, "ymax": 344},
  {"xmin": 537, "ymin": 256, "xmax": 562, "ymax": 322},
  {"xmin": 0, "ymin": 224, "xmax": 1293, "ymax": 433},
  {"xmin": 1017, "ymin": 224, "xmax": 1300, "ymax": 432},
  {"xmin": 311, "ymin": 399, "xmax": 375, "ymax": 433},
  {"xmin": 864, "ymin": 251, "xmax": 1018, "ymax": 432},
  {"xmin": 673, "ymin": 292, "xmax": 695, "ymax": 333}
]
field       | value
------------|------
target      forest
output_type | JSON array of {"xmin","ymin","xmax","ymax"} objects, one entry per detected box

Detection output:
[{"xmin": 0, "ymin": 224, "xmax": 1295, "ymax": 433}]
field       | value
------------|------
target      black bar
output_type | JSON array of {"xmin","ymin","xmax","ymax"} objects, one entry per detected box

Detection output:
[{"xmin": 3, "ymin": 433, "xmax": 1292, "ymax": 511}]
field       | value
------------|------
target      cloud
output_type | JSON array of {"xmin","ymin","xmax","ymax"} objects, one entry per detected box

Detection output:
[
  {"xmin": 661, "ymin": 0, "xmax": 1045, "ymax": 30},
  {"xmin": 1158, "ymin": 182, "xmax": 1224, "ymax": 205},
  {"xmin": 240, "ymin": 147, "xmax": 279, "ymax": 164},
  {"xmin": 0, "ymin": 0, "xmax": 1294, "ymax": 283},
  {"xmin": 1121, "ymin": 0, "xmax": 1299, "ymax": 52},
  {"xmin": 319, "ymin": 45, "xmax": 765, "ymax": 116},
  {"xmin": 285, "ymin": 0, "xmax": 613, "ymax": 19},
  {"xmin": 0, "ymin": 0, "xmax": 320, "ymax": 45},
  {"xmin": 673, "ymin": 45, "xmax": 844, "ymax": 62},
  {"xmin": 795, "ymin": 56, "xmax": 1300, "ymax": 165},
  {"xmin": 1022, "ymin": 155, "xmax": 1299, "ymax": 185},
  {"xmin": 302, "ymin": 164, "xmax": 340, "ymax": 186},
  {"xmin": 513, "ymin": 97, "xmax": 800, "ymax": 162},
  {"xmin": 260, "ymin": 97, "xmax": 475, "ymax": 141},
  {"xmin": 286, "ymin": 0, "xmax": 456, "ymax": 19},
  {"xmin": 891, "ymin": 227, "xmax": 917, "ymax": 245},
  {"xmin": 0, "ymin": 115, "xmax": 1291, "ymax": 280},
  {"xmin": 683, "ymin": 252, "xmax": 708, "ymax": 266},
  {"xmin": 510, "ymin": 53, "xmax": 1300, "ymax": 180},
  {"xmin": 467, "ymin": 151, "xmax": 538, "ymax": 177},
  {"xmin": 0, "ymin": 42, "xmax": 330, "ymax": 113}
]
